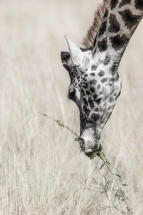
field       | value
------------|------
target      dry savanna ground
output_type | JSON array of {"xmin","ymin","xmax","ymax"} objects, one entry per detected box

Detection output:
[{"xmin": 0, "ymin": 0, "xmax": 143, "ymax": 214}]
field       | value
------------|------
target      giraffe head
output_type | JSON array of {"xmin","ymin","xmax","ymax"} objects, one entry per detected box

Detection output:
[{"xmin": 61, "ymin": 36, "xmax": 122, "ymax": 157}]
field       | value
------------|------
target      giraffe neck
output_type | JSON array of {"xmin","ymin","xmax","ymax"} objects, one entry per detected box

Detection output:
[{"xmin": 93, "ymin": 0, "xmax": 143, "ymax": 66}]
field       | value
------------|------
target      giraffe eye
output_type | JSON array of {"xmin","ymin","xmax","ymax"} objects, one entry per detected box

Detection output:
[{"xmin": 68, "ymin": 90, "xmax": 75, "ymax": 101}]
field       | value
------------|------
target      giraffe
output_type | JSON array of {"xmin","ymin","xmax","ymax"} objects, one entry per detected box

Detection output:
[{"xmin": 61, "ymin": 0, "xmax": 143, "ymax": 157}]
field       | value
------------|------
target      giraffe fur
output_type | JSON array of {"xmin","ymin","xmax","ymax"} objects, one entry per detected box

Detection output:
[{"xmin": 61, "ymin": 0, "xmax": 143, "ymax": 157}]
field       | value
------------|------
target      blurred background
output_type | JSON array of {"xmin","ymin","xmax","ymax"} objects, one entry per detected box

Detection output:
[{"xmin": 0, "ymin": 0, "xmax": 143, "ymax": 214}]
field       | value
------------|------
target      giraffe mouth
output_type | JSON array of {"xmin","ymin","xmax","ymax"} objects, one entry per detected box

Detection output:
[
  {"xmin": 78, "ymin": 137, "xmax": 102, "ymax": 158},
  {"xmin": 85, "ymin": 149, "xmax": 94, "ymax": 157}
]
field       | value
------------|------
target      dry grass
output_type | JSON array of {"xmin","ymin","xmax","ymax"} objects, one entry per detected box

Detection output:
[{"xmin": 0, "ymin": 0, "xmax": 143, "ymax": 214}]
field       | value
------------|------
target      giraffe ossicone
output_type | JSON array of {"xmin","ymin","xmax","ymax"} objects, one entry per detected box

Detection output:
[
  {"xmin": 65, "ymin": 36, "xmax": 91, "ymax": 71},
  {"xmin": 61, "ymin": 0, "xmax": 143, "ymax": 158}
]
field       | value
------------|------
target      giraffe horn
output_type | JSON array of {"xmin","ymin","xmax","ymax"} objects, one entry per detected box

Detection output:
[{"xmin": 65, "ymin": 36, "xmax": 85, "ymax": 66}]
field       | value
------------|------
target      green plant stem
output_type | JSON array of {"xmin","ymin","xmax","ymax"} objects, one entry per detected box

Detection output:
[
  {"xmin": 102, "ymin": 161, "xmax": 133, "ymax": 214},
  {"xmin": 39, "ymin": 112, "xmax": 80, "ymax": 138},
  {"xmin": 38, "ymin": 112, "xmax": 133, "ymax": 214}
]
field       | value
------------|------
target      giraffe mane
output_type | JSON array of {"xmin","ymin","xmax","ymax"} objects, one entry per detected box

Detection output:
[{"xmin": 82, "ymin": 0, "xmax": 109, "ymax": 49}]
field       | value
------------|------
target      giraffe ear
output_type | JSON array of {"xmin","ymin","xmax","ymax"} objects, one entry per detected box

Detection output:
[{"xmin": 65, "ymin": 36, "xmax": 87, "ymax": 67}]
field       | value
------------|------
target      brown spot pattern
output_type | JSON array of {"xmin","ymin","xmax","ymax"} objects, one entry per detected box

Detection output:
[
  {"xmin": 83, "ymin": 83, "xmax": 88, "ymax": 89},
  {"xmin": 88, "ymin": 98, "xmax": 94, "ymax": 109},
  {"xmin": 90, "ymin": 80, "xmax": 97, "ymax": 85},
  {"xmin": 101, "ymin": 78, "xmax": 107, "ymax": 83},
  {"xmin": 86, "ymin": 91, "xmax": 90, "ymax": 95},
  {"xmin": 135, "ymin": 0, "xmax": 143, "ymax": 10},
  {"xmin": 83, "ymin": 98, "xmax": 88, "ymax": 106},
  {"xmin": 104, "ymin": 9, "xmax": 109, "ymax": 19},
  {"xmin": 91, "ymin": 65, "xmax": 97, "ymax": 70},
  {"xmin": 119, "ymin": 0, "xmax": 131, "ymax": 7},
  {"xmin": 109, "ymin": 97, "xmax": 114, "ymax": 103},
  {"xmin": 93, "ymin": 94, "xmax": 97, "ymax": 100},
  {"xmin": 109, "ymin": 14, "xmax": 120, "ymax": 33},
  {"xmin": 83, "ymin": 105, "xmax": 90, "ymax": 117},
  {"xmin": 99, "ymin": 21, "xmax": 107, "ymax": 37},
  {"xmin": 90, "ymin": 73, "xmax": 95, "ymax": 76},
  {"xmin": 97, "ymin": 84, "xmax": 101, "ymax": 89},
  {"xmin": 90, "ymin": 87, "xmax": 95, "ymax": 93},
  {"xmin": 110, "ymin": 34, "xmax": 128, "ymax": 51},
  {"xmin": 104, "ymin": 95, "xmax": 108, "ymax": 101},
  {"xmin": 91, "ymin": 113, "xmax": 99, "ymax": 121},
  {"xmin": 119, "ymin": 10, "xmax": 141, "ymax": 30},
  {"xmin": 98, "ymin": 70, "xmax": 105, "ymax": 77},
  {"xmin": 104, "ymin": 56, "xmax": 111, "ymax": 65},
  {"xmin": 110, "ymin": 0, "xmax": 118, "ymax": 10},
  {"xmin": 81, "ymin": 89, "xmax": 85, "ymax": 96},
  {"xmin": 110, "ymin": 63, "xmax": 118, "ymax": 75},
  {"xmin": 98, "ymin": 38, "xmax": 107, "ymax": 52}
]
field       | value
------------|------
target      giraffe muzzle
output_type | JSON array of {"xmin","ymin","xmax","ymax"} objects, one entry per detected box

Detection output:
[
  {"xmin": 84, "ymin": 141, "xmax": 102, "ymax": 157},
  {"xmin": 80, "ymin": 128, "xmax": 102, "ymax": 157}
]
